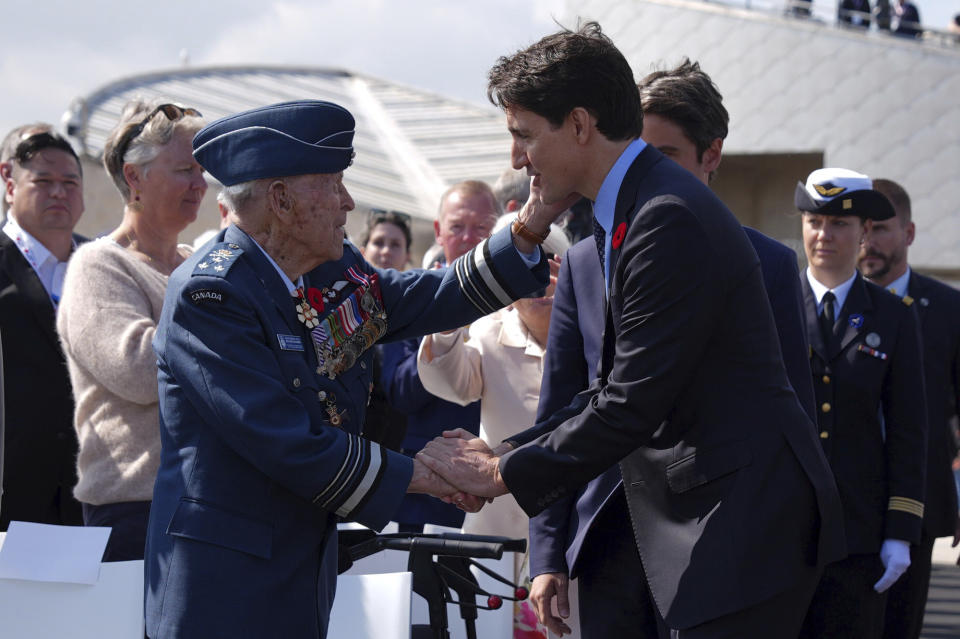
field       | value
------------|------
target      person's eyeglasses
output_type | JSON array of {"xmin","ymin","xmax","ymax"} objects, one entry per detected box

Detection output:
[
  {"xmin": 367, "ymin": 208, "xmax": 412, "ymax": 228},
  {"xmin": 113, "ymin": 103, "xmax": 202, "ymax": 165}
]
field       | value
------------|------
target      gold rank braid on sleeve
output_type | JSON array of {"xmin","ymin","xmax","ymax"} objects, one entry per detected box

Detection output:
[{"xmin": 887, "ymin": 496, "xmax": 924, "ymax": 518}]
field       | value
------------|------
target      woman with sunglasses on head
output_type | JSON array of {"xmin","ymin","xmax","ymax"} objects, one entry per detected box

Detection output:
[
  {"xmin": 56, "ymin": 99, "xmax": 206, "ymax": 561},
  {"xmin": 357, "ymin": 209, "xmax": 413, "ymax": 451}
]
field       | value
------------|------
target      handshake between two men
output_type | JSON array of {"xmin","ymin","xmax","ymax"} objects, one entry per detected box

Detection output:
[{"xmin": 406, "ymin": 429, "xmax": 512, "ymax": 513}]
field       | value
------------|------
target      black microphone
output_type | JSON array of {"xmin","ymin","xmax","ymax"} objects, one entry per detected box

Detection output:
[{"xmin": 378, "ymin": 536, "xmax": 505, "ymax": 560}]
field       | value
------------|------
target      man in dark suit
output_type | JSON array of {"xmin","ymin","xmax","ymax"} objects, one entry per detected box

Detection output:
[
  {"xmin": 420, "ymin": 22, "xmax": 845, "ymax": 638},
  {"xmin": 839, "ymin": 0, "xmax": 872, "ymax": 28},
  {"xmin": 0, "ymin": 129, "xmax": 85, "ymax": 531},
  {"xmin": 858, "ymin": 178, "xmax": 960, "ymax": 639},
  {"xmin": 795, "ymin": 168, "xmax": 927, "ymax": 639},
  {"xmin": 893, "ymin": 0, "xmax": 923, "ymax": 36},
  {"xmin": 525, "ymin": 59, "xmax": 817, "ymax": 637}
]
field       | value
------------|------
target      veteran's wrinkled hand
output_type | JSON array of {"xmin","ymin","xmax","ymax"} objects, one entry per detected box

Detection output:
[
  {"xmin": 510, "ymin": 179, "xmax": 580, "ymax": 254},
  {"xmin": 407, "ymin": 456, "xmax": 487, "ymax": 512},
  {"xmin": 417, "ymin": 429, "xmax": 510, "ymax": 499}
]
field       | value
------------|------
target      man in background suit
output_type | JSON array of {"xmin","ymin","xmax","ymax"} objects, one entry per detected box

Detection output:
[
  {"xmin": 526, "ymin": 59, "xmax": 817, "ymax": 637},
  {"xmin": 0, "ymin": 129, "xmax": 85, "ymax": 531},
  {"xmin": 859, "ymin": 178, "xmax": 960, "ymax": 639},
  {"xmin": 0, "ymin": 122, "xmax": 54, "ymax": 225},
  {"xmin": 421, "ymin": 22, "xmax": 845, "ymax": 638},
  {"xmin": 893, "ymin": 0, "xmax": 922, "ymax": 36},
  {"xmin": 839, "ymin": 0, "xmax": 873, "ymax": 28}
]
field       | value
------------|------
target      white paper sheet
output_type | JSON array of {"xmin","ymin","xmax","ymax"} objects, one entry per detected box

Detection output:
[
  {"xmin": 0, "ymin": 521, "xmax": 111, "ymax": 585},
  {"xmin": 328, "ymin": 572, "xmax": 411, "ymax": 639}
]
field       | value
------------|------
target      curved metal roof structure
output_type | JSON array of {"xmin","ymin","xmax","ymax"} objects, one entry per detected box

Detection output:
[{"xmin": 62, "ymin": 65, "xmax": 512, "ymax": 221}]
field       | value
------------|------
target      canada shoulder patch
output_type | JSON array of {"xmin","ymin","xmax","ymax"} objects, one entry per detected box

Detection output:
[{"xmin": 190, "ymin": 288, "xmax": 226, "ymax": 305}]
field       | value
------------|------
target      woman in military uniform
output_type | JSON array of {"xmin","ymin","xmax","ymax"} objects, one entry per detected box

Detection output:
[{"xmin": 795, "ymin": 168, "xmax": 927, "ymax": 639}]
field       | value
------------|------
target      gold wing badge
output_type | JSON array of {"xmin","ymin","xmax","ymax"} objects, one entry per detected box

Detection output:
[{"xmin": 814, "ymin": 183, "xmax": 846, "ymax": 197}]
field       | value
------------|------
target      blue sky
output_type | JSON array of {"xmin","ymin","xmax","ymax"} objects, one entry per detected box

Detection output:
[{"xmin": 0, "ymin": 0, "xmax": 953, "ymax": 137}]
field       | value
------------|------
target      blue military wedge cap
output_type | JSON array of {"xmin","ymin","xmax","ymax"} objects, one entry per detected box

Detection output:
[
  {"xmin": 794, "ymin": 167, "xmax": 894, "ymax": 221},
  {"xmin": 193, "ymin": 100, "xmax": 355, "ymax": 186}
]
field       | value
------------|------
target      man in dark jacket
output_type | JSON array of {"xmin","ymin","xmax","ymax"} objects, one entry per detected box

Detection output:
[
  {"xmin": 860, "ymin": 178, "xmax": 960, "ymax": 639},
  {"xmin": 0, "ymin": 128, "xmax": 85, "ymax": 530}
]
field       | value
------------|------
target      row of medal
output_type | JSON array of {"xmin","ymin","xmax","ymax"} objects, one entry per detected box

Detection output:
[{"xmin": 294, "ymin": 266, "xmax": 388, "ymax": 381}]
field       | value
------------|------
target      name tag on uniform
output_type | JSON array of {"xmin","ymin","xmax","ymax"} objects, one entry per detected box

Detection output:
[{"xmin": 277, "ymin": 334, "xmax": 305, "ymax": 352}]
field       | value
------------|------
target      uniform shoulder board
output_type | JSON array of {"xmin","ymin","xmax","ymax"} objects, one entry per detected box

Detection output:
[
  {"xmin": 193, "ymin": 242, "xmax": 244, "ymax": 278},
  {"xmin": 902, "ymin": 295, "xmax": 914, "ymax": 306}
]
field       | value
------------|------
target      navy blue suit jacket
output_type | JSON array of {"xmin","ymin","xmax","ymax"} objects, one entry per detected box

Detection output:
[
  {"xmin": 0, "ymin": 232, "xmax": 85, "ymax": 531},
  {"xmin": 506, "ymin": 145, "xmax": 843, "ymax": 629},
  {"xmin": 529, "ymin": 221, "xmax": 817, "ymax": 581}
]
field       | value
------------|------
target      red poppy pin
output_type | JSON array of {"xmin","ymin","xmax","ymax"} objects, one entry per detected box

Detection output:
[
  {"xmin": 307, "ymin": 287, "xmax": 325, "ymax": 312},
  {"xmin": 611, "ymin": 222, "xmax": 627, "ymax": 249}
]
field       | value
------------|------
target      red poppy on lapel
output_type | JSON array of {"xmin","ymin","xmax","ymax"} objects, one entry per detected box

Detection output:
[
  {"xmin": 307, "ymin": 287, "xmax": 325, "ymax": 312},
  {"xmin": 611, "ymin": 222, "xmax": 627, "ymax": 249}
]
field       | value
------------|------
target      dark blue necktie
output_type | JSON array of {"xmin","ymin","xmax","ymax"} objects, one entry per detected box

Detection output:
[{"xmin": 593, "ymin": 219, "xmax": 606, "ymax": 272}]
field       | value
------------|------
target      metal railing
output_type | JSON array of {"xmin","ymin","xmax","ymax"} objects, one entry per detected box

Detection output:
[{"xmin": 703, "ymin": 0, "xmax": 959, "ymax": 47}]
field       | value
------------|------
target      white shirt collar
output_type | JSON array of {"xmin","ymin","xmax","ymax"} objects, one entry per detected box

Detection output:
[
  {"xmin": 3, "ymin": 216, "xmax": 72, "ymax": 302},
  {"xmin": 497, "ymin": 307, "xmax": 546, "ymax": 359},
  {"xmin": 885, "ymin": 267, "xmax": 911, "ymax": 298},
  {"xmin": 4, "ymin": 216, "xmax": 56, "ymax": 270},
  {"xmin": 806, "ymin": 268, "xmax": 857, "ymax": 315}
]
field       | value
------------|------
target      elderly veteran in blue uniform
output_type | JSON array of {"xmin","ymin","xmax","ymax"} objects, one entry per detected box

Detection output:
[
  {"xmin": 795, "ymin": 168, "xmax": 928, "ymax": 639},
  {"xmin": 144, "ymin": 100, "xmax": 554, "ymax": 639}
]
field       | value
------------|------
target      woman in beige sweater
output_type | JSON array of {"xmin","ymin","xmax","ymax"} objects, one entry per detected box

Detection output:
[{"xmin": 57, "ymin": 99, "xmax": 206, "ymax": 561}]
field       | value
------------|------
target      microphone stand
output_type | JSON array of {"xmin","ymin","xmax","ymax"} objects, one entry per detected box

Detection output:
[{"xmin": 343, "ymin": 531, "xmax": 528, "ymax": 639}]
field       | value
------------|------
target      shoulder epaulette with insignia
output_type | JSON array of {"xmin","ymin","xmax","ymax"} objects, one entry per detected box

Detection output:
[
  {"xmin": 193, "ymin": 242, "xmax": 244, "ymax": 278},
  {"xmin": 902, "ymin": 295, "xmax": 914, "ymax": 306}
]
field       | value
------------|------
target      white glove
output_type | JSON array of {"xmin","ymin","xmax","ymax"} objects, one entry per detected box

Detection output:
[{"xmin": 873, "ymin": 538, "xmax": 911, "ymax": 593}]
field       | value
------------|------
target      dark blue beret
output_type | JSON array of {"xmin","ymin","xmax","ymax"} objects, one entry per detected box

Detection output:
[{"xmin": 193, "ymin": 100, "xmax": 355, "ymax": 186}]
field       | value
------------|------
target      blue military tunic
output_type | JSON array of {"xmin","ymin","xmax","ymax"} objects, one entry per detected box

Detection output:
[{"xmin": 145, "ymin": 223, "xmax": 546, "ymax": 638}]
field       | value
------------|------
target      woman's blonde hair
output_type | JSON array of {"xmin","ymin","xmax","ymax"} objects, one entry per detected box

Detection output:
[{"xmin": 102, "ymin": 97, "xmax": 205, "ymax": 201}]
